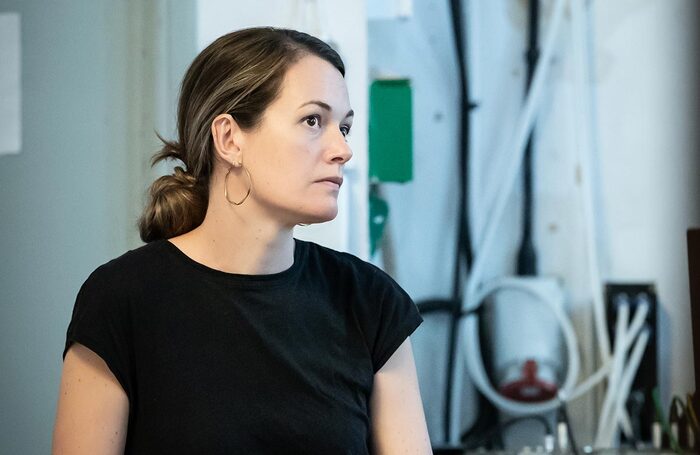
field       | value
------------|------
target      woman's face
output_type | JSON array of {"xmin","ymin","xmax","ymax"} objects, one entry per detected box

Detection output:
[{"xmin": 240, "ymin": 54, "xmax": 353, "ymax": 227}]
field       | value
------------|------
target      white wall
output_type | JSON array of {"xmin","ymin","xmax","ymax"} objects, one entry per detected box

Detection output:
[
  {"xmin": 592, "ymin": 0, "xmax": 700, "ymax": 405},
  {"xmin": 370, "ymin": 0, "xmax": 700, "ymax": 446},
  {"xmin": 535, "ymin": 0, "xmax": 700, "ymax": 439}
]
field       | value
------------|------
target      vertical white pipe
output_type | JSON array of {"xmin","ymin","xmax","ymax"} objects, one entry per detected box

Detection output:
[
  {"xmin": 595, "ymin": 301, "xmax": 629, "ymax": 447},
  {"xmin": 569, "ymin": 0, "xmax": 611, "ymax": 368}
]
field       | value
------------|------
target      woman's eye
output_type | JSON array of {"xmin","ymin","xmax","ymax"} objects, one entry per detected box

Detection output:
[
  {"xmin": 305, "ymin": 115, "xmax": 321, "ymax": 128},
  {"xmin": 340, "ymin": 125, "xmax": 351, "ymax": 137}
]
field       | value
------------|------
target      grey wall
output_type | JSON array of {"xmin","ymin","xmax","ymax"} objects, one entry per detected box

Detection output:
[
  {"xmin": 0, "ymin": 1, "xmax": 130, "ymax": 452},
  {"xmin": 0, "ymin": 0, "xmax": 196, "ymax": 452}
]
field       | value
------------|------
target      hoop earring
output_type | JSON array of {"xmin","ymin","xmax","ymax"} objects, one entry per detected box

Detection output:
[{"xmin": 224, "ymin": 165, "xmax": 252, "ymax": 206}]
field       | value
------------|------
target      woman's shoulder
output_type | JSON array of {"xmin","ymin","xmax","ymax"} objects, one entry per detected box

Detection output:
[
  {"xmin": 82, "ymin": 240, "xmax": 170, "ymax": 286},
  {"xmin": 299, "ymin": 239, "xmax": 395, "ymax": 286}
]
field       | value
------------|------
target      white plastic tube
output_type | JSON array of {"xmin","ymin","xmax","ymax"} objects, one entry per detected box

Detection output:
[
  {"xmin": 569, "ymin": 0, "xmax": 611, "ymax": 369},
  {"xmin": 595, "ymin": 302, "xmax": 629, "ymax": 447},
  {"xmin": 624, "ymin": 302, "xmax": 650, "ymax": 349},
  {"xmin": 462, "ymin": 278, "xmax": 580, "ymax": 415},
  {"xmin": 612, "ymin": 302, "xmax": 650, "ymax": 443},
  {"xmin": 462, "ymin": 0, "xmax": 568, "ymax": 304},
  {"xmin": 617, "ymin": 301, "xmax": 649, "ymax": 438},
  {"xmin": 592, "ymin": 300, "xmax": 649, "ymax": 447},
  {"xmin": 557, "ymin": 421, "xmax": 570, "ymax": 452},
  {"xmin": 601, "ymin": 329, "xmax": 651, "ymax": 447},
  {"xmin": 562, "ymin": 361, "xmax": 610, "ymax": 402}
]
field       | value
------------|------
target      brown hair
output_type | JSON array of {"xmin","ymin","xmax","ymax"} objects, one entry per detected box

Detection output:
[{"xmin": 137, "ymin": 27, "xmax": 345, "ymax": 242}]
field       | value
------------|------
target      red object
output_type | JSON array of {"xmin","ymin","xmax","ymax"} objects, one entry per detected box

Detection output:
[{"xmin": 499, "ymin": 359, "xmax": 558, "ymax": 402}]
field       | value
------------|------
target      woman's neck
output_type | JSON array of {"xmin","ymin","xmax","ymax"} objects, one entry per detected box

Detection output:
[{"xmin": 168, "ymin": 210, "xmax": 295, "ymax": 276}]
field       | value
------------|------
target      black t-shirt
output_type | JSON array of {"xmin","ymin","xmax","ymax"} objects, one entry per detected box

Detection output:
[{"xmin": 62, "ymin": 238, "xmax": 423, "ymax": 454}]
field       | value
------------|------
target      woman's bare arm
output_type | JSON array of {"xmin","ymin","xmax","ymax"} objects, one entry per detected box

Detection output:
[
  {"xmin": 52, "ymin": 343, "xmax": 129, "ymax": 454},
  {"xmin": 370, "ymin": 337, "xmax": 432, "ymax": 454}
]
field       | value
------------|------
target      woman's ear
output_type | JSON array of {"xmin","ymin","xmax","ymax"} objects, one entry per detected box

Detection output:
[{"xmin": 211, "ymin": 114, "xmax": 244, "ymax": 166}]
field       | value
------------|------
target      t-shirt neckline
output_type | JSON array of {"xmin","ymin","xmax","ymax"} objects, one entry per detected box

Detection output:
[{"xmin": 159, "ymin": 237, "xmax": 306, "ymax": 288}]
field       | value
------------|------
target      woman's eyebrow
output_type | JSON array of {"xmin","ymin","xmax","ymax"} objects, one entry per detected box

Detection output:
[{"xmin": 298, "ymin": 100, "xmax": 354, "ymax": 119}]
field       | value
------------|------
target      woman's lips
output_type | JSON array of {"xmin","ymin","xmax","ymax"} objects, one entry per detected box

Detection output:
[{"xmin": 317, "ymin": 176, "xmax": 343, "ymax": 188}]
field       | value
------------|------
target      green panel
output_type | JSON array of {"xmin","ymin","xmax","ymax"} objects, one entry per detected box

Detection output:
[{"xmin": 369, "ymin": 79, "xmax": 413, "ymax": 183}]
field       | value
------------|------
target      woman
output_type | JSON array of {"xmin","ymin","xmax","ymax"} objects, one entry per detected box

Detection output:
[{"xmin": 53, "ymin": 27, "xmax": 430, "ymax": 454}]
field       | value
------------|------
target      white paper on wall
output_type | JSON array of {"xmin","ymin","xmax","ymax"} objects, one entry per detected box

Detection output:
[{"xmin": 0, "ymin": 12, "xmax": 21, "ymax": 155}]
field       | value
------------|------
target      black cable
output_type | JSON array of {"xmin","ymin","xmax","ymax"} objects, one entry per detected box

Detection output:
[
  {"xmin": 516, "ymin": 0, "xmax": 539, "ymax": 276},
  {"xmin": 447, "ymin": 0, "xmax": 470, "ymax": 305},
  {"xmin": 416, "ymin": 299, "xmax": 454, "ymax": 315},
  {"xmin": 416, "ymin": 300, "xmax": 478, "ymax": 318},
  {"xmin": 443, "ymin": 0, "xmax": 474, "ymax": 444}
]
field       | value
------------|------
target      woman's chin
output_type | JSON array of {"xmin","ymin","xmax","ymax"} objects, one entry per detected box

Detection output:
[{"xmin": 299, "ymin": 206, "xmax": 338, "ymax": 225}]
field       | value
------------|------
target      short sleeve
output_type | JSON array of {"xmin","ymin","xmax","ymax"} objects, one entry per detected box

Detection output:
[
  {"xmin": 367, "ymin": 268, "xmax": 424, "ymax": 373},
  {"xmin": 63, "ymin": 264, "xmax": 134, "ymax": 400}
]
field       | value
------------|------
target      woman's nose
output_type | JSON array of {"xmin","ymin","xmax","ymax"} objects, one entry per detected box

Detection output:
[{"xmin": 327, "ymin": 130, "xmax": 353, "ymax": 164}]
